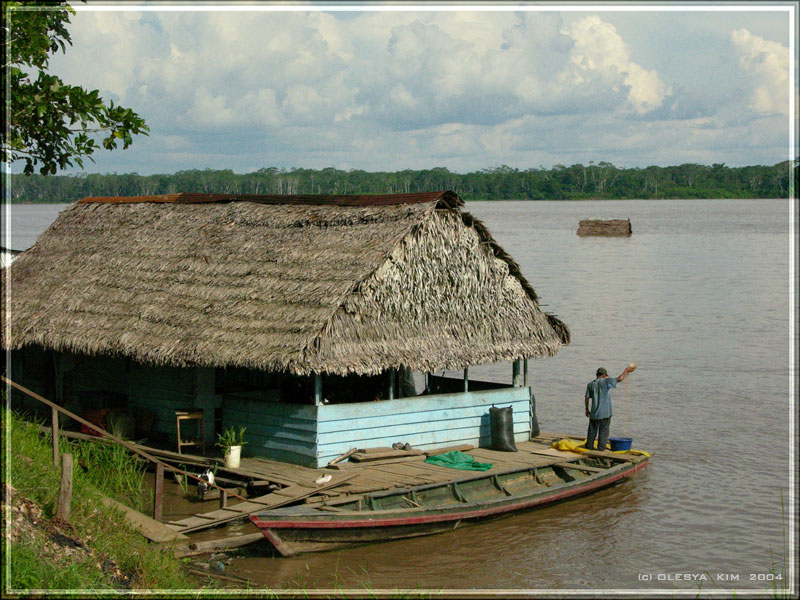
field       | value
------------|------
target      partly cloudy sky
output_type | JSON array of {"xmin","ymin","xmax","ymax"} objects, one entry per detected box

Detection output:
[{"xmin": 41, "ymin": 2, "xmax": 795, "ymax": 175}]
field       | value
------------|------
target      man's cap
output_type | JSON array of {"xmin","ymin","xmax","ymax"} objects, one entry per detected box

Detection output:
[{"xmin": 596, "ymin": 367, "xmax": 608, "ymax": 377}]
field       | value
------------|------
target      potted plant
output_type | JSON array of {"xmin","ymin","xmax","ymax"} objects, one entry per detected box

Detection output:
[{"xmin": 216, "ymin": 426, "xmax": 247, "ymax": 469}]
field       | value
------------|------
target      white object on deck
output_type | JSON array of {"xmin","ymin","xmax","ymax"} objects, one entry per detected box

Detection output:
[
  {"xmin": 224, "ymin": 445, "xmax": 242, "ymax": 469},
  {"xmin": 1, "ymin": 247, "xmax": 23, "ymax": 269}
]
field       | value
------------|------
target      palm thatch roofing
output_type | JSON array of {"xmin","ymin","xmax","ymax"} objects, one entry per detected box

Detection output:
[{"xmin": 1, "ymin": 191, "xmax": 569, "ymax": 375}]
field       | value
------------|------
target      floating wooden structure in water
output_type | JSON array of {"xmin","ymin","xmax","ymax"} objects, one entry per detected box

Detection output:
[
  {"xmin": 249, "ymin": 438, "xmax": 649, "ymax": 556},
  {"xmin": 15, "ymin": 381, "xmax": 651, "ymax": 555},
  {"xmin": 577, "ymin": 218, "xmax": 632, "ymax": 237},
  {"xmin": 159, "ymin": 435, "xmax": 648, "ymax": 553}
]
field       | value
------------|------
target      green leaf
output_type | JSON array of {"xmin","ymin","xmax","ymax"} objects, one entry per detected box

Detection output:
[{"xmin": 4, "ymin": 1, "xmax": 148, "ymax": 176}]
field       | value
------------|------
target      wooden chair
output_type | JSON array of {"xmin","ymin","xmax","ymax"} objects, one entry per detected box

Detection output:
[{"xmin": 175, "ymin": 410, "xmax": 205, "ymax": 455}]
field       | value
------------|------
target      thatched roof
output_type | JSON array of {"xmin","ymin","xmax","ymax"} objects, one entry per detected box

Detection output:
[{"xmin": 2, "ymin": 191, "xmax": 569, "ymax": 375}]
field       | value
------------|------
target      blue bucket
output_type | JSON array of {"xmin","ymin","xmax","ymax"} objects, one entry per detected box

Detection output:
[{"xmin": 609, "ymin": 437, "xmax": 632, "ymax": 451}]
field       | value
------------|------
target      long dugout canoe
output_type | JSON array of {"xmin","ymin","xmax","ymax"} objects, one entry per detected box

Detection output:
[{"xmin": 251, "ymin": 452, "xmax": 649, "ymax": 556}]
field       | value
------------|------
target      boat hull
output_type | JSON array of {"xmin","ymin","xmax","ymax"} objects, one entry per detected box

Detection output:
[{"xmin": 251, "ymin": 454, "xmax": 649, "ymax": 556}]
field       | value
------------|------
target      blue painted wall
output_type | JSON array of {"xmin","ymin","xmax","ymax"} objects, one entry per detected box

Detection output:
[
  {"xmin": 223, "ymin": 392, "xmax": 318, "ymax": 466},
  {"xmin": 315, "ymin": 386, "xmax": 531, "ymax": 467},
  {"xmin": 224, "ymin": 384, "xmax": 531, "ymax": 468}
]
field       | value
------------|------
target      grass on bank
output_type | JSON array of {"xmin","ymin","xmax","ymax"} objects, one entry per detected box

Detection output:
[
  {"xmin": 2, "ymin": 406, "xmax": 197, "ymax": 592},
  {"xmin": 766, "ymin": 490, "xmax": 792, "ymax": 600}
]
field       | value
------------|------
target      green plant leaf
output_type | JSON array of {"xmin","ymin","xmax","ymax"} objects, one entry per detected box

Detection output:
[{"xmin": 2, "ymin": 2, "xmax": 148, "ymax": 177}]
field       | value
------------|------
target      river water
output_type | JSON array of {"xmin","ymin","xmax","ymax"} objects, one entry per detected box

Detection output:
[{"xmin": 2, "ymin": 199, "xmax": 794, "ymax": 595}]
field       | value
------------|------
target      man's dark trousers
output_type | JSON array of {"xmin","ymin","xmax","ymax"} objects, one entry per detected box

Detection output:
[{"xmin": 587, "ymin": 417, "xmax": 611, "ymax": 451}]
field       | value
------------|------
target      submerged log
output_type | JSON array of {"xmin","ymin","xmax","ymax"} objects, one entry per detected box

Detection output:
[
  {"xmin": 173, "ymin": 532, "xmax": 265, "ymax": 557},
  {"xmin": 577, "ymin": 218, "xmax": 632, "ymax": 237}
]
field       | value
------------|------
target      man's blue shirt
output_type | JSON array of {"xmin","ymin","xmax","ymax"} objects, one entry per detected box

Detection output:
[{"xmin": 586, "ymin": 377, "xmax": 617, "ymax": 420}]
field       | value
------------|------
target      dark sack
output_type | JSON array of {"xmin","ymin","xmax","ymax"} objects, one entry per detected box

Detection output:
[{"xmin": 490, "ymin": 405, "xmax": 518, "ymax": 452}]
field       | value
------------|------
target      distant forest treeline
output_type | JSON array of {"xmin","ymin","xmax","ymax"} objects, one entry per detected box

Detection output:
[{"xmin": 5, "ymin": 161, "xmax": 796, "ymax": 202}]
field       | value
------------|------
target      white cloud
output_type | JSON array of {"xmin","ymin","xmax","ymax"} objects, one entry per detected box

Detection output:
[
  {"xmin": 185, "ymin": 88, "xmax": 236, "ymax": 127},
  {"xmin": 235, "ymin": 89, "xmax": 282, "ymax": 127},
  {"xmin": 353, "ymin": 12, "xmax": 670, "ymax": 127},
  {"xmin": 564, "ymin": 16, "xmax": 668, "ymax": 114},
  {"xmin": 41, "ymin": 9, "xmax": 791, "ymax": 174},
  {"xmin": 731, "ymin": 28, "xmax": 790, "ymax": 116},
  {"xmin": 479, "ymin": 123, "xmax": 523, "ymax": 156},
  {"xmin": 56, "ymin": 10, "xmax": 670, "ymax": 131},
  {"xmin": 49, "ymin": 11, "xmax": 162, "ymax": 104}
]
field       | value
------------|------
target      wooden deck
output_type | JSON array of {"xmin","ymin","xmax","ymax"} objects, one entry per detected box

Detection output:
[
  {"xmin": 161, "ymin": 432, "xmax": 649, "ymax": 552},
  {"xmin": 219, "ymin": 434, "xmax": 619, "ymax": 495}
]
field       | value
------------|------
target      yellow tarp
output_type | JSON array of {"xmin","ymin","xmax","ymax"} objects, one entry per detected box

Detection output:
[{"xmin": 552, "ymin": 438, "xmax": 651, "ymax": 458}]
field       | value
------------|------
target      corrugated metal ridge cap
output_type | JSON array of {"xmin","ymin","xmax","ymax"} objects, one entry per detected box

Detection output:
[{"xmin": 78, "ymin": 190, "xmax": 463, "ymax": 208}]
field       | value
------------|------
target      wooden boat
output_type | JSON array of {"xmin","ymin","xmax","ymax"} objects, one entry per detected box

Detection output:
[{"xmin": 250, "ymin": 452, "xmax": 649, "ymax": 556}]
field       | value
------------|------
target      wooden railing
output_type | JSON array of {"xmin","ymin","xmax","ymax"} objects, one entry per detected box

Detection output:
[{"xmin": 2, "ymin": 375, "xmax": 245, "ymax": 521}]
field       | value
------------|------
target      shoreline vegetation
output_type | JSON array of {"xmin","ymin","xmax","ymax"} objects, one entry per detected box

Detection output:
[
  {"xmin": 5, "ymin": 161, "xmax": 795, "ymax": 203},
  {"xmin": 2, "ymin": 406, "xmax": 199, "ymax": 592}
]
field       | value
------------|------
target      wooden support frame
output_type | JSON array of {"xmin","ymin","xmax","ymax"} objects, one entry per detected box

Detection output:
[
  {"xmin": 512, "ymin": 359, "xmax": 522, "ymax": 387},
  {"xmin": 153, "ymin": 463, "xmax": 164, "ymax": 522},
  {"xmin": 51, "ymin": 406, "xmax": 60, "ymax": 468},
  {"xmin": 56, "ymin": 453, "xmax": 73, "ymax": 521}
]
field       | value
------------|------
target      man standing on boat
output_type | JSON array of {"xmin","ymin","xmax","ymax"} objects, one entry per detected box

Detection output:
[{"xmin": 584, "ymin": 364, "xmax": 636, "ymax": 451}]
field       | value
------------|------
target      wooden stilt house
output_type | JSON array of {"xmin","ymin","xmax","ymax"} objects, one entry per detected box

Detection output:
[{"xmin": 2, "ymin": 192, "xmax": 570, "ymax": 467}]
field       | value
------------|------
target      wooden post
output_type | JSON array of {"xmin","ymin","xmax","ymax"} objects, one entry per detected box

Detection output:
[
  {"xmin": 51, "ymin": 406, "xmax": 60, "ymax": 468},
  {"xmin": 463, "ymin": 368, "xmax": 469, "ymax": 392},
  {"xmin": 512, "ymin": 359, "xmax": 522, "ymax": 387},
  {"xmin": 314, "ymin": 373, "xmax": 322, "ymax": 405},
  {"xmin": 388, "ymin": 370, "xmax": 395, "ymax": 400},
  {"xmin": 56, "ymin": 453, "xmax": 73, "ymax": 521},
  {"xmin": 153, "ymin": 462, "xmax": 164, "ymax": 522},
  {"xmin": 219, "ymin": 488, "xmax": 228, "ymax": 509},
  {"xmin": 524, "ymin": 358, "xmax": 529, "ymax": 387}
]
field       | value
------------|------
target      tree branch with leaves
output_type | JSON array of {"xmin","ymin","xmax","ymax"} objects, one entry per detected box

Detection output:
[{"xmin": 2, "ymin": 1, "xmax": 148, "ymax": 175}]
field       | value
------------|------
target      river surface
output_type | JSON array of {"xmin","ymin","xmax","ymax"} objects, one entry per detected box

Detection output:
[{"xmin": 2, "ymin": 199, "xmax": 794, "ymax": 595}]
